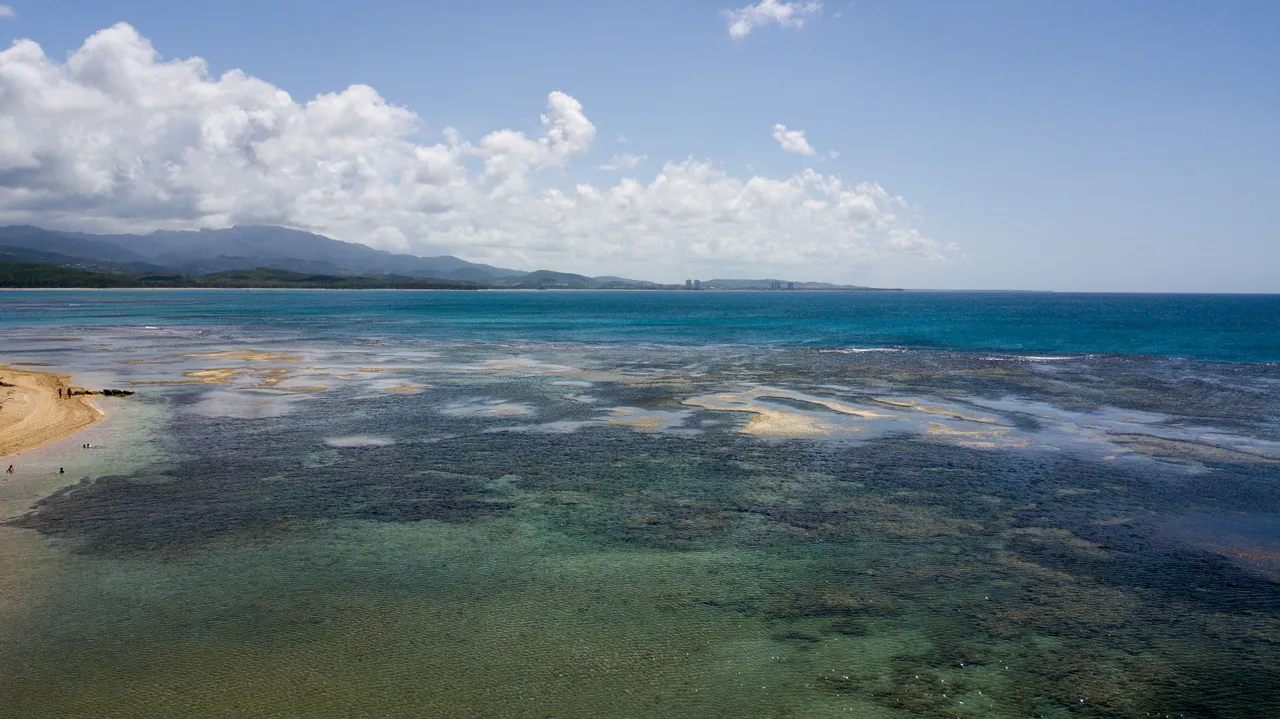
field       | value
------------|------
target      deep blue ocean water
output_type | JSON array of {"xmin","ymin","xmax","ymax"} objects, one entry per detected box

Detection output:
[{"xmin": 1, "ymin": 289, "xmax": 1278, "ymax": 362}]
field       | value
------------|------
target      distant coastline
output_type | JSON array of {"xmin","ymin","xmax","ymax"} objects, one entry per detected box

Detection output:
[
  {"xmin": 0, "ymin": 225, "xmax": 898, "ymax": 292},
  {"xmin": 0, "ymin": 263, "xmax": 482, "ymax": 291},
  {"xmin": 0, "ymin": 283, "xmax": 908, "ymax": 292},
  {"xmin": 0, "ymin": 262, "xmax": 904, "ymax": 291}
]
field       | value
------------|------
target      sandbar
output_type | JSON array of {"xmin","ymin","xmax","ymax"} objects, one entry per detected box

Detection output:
[
  {"xmin": 0, "ymin": 365, "xmax": 104, "ymax": 458},
  {"xmin": 385, "ymin": 384, "xmax": 431, "ymax": 393},
  {"xmin": 184, "ymin": 350, "xmax": 303, "ymax": 362},
  {"xmin": 681, "ymin": 386, "xmax": 884, "ymax": 438}
]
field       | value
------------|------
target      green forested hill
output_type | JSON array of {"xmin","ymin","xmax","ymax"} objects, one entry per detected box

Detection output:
[{"xmin": 0, "ymin": 263, "xmax": 481, "ymax": 289}]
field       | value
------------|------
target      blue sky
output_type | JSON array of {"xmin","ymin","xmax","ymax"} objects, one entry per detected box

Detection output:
[{"xmin": 1, "ymin": 0, "xmax": 1277, "ymax": 291}]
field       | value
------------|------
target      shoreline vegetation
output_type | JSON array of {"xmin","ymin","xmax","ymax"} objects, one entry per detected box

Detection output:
[
  {"xmin": 0, "ymin": 365, "xmax": 109, "ymax": 458},
  {"xmin": 0, "ymin": 262, "xmax": 904, "ymax": 291},
  {"xmin": 1, "ymin": 225, "xmax": 905, "ymax": 291},
  {"xmin": 0, "ymin": 263, "xmax": 483, "ymax": 290}
]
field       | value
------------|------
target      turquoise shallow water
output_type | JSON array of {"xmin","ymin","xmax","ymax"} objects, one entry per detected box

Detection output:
[
  {"xmin": 0, "ymin": 291, "xmax": 1278, "ymax": 718},
  {"xmin": 2, "ymin": 289, "xmax": 1278, "ymax": 361}
]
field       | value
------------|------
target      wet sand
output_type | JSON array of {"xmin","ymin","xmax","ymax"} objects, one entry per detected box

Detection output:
[{"xmin": 0, "ymin": 364, "xmax": 104, "ymax": 458}]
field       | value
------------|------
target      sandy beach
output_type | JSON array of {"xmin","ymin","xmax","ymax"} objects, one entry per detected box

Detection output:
[{"xmin": 0, "ymin": 364, "xmax": 104, "ymax": 458}]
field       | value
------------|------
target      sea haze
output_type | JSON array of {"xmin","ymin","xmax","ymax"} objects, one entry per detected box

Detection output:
[{"xmin": 0, "ymin": 290, "xmax": 1277, "ymax": 718}]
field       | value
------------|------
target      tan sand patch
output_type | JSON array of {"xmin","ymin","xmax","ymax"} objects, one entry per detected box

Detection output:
[
  {"xmin": 185, "ymin": 350, "xmax": 303, "ymax": 363},
  {"xmin": 188, "ymin": 368, "xmax": 250, "ymax": 384},
  {"xmin": 608, "ymin": 416, "xmax": 663, "ymax": 431},
  {"xmin": 872, "ymin": 397, "xmax": 999, "ymax": 423},
  {"xmin": 131, "ymin": 365, "xmax": 312, "ymax": 388},
  {"xmin": 683, "ymin": 394, "xmax": 834, "ymax": 438},
  {"xmin": 924, "ymin": 421, "xmax": 1027, "ymax": 449},
  {"xmin": 758, "ymin": 392, "xmax": 888, "ymax": 419},
  {"xmin": 683, "ymin": 386, "xmax": 887, "ymax": 438},
  {"xmin": 742, "ymin": 411, "xmax": 842, "ymax": 438},
  {"xmin": 385, "ymin": 384, "xmax": 430, "ymax": 394},
  {"xmin": 253, "ymin": 368, "xmax": 292, "ymax": 387},
  {"xmin": 605, "ymin": 408, "xmax": 664, "ymax": 432},
  {"xmin": 0, "ymin": 365, "xmax": 104, "ymax": 458},
  {"xmin": 245, "ymin": 368, "xmax": 328, "ymax": 392}
]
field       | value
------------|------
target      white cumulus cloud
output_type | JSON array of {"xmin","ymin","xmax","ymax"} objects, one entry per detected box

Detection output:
[
  {"xmin": 772, "ymin": 124, "xmax": 817, "ymax": 156},
  {"xmin": 476, "ymin": 90, "xmax": 595, "ymax": 196},
  {"xmin": 599, "ymin": 153, "xmax": 647, "ymax": 171},
  {"xmin": 724, "ymin": 0, "xmax": 822, "ymax": 39},
  {"xmin": 0, "ymin": 23, "xmax": 953, "ymax": 281},
  {"xmin": 0, "ymin": 6, "xmax": 15, "ymax": 20}
]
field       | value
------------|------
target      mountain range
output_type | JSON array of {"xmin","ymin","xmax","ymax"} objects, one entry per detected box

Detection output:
[
  {"xmin": 0, "ymin": 225, "xmax": 525, "ymax": 279},
  {"xmin": 0, "ymin": 225, "xmax": 887, "ymax": 290}
]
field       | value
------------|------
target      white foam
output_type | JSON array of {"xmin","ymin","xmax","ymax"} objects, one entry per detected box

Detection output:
[
  {"xmin": 982, "ymin": 354, "xmax": 1080, "ymax": 362},
  {"xmin": 325, "ymin": 435, "xmax": 394, "ymax": 448},
  {"xmin": 818, "ymin": 347, "xmax": 904, "ymax": 354}
]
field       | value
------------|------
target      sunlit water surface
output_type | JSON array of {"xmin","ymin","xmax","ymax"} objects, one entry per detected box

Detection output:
[{"xmin": 0, "ymin": 290, "xmax": 1278, "ymax": 718}]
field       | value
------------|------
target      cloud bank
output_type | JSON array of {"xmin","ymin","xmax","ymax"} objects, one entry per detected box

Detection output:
[
  {"xmin": 724, "ymin": 0, "xmax": 822, "ymax": 40},
  {"xmin": 0, "ymin": 23, "xmax": 952, "ymax": 280}
]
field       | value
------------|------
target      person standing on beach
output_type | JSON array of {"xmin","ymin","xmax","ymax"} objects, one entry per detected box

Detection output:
[{"xmin": 58, "ymin": 388, "xmax": 63, "ymax": 399}]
